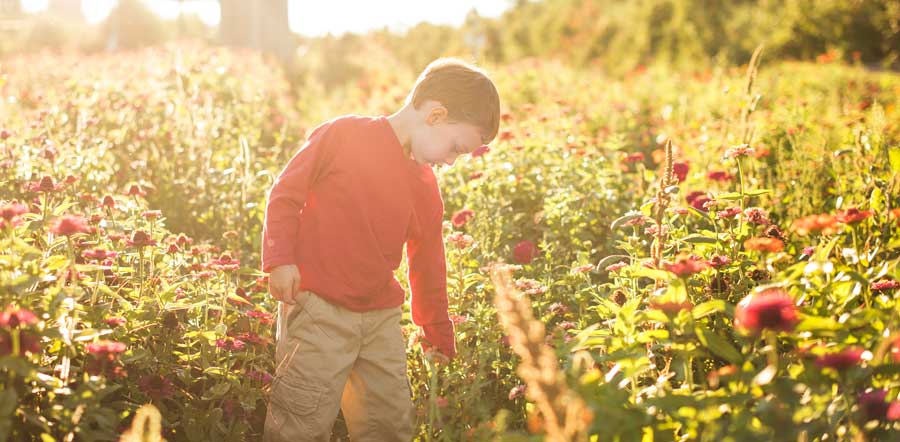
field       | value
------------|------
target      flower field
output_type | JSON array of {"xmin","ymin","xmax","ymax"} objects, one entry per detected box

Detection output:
[{"xmin": 2, "ymin": 42, "xmax": 900, "ymax": 441}]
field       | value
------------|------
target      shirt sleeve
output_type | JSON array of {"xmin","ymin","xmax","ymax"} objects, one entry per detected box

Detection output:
[
  {"xmin": 261, "ymin": 119, "xmax": 342, "ymax": 274},
  {"xmin": 406, "ymin": 177, "xmax": 457, "ymax": 359}
]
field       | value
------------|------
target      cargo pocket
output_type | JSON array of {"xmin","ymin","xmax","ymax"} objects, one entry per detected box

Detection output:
[{"xmin": 267, "ymin": 376, "xmax": 329, "ymax": 439}]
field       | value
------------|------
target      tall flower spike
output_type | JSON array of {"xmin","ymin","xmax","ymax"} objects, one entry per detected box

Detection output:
[{"xmin": 491, "ymin": 264, "xmax": 592, "ymax": 442}]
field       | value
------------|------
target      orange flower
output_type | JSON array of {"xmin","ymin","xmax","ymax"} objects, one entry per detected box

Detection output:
[
  {"xmin": 790, "ymin": 214, "xmax": 839, "ymax": 236},
  {"xmin": 744, "ymin": 237, "xmax": 784, "ymax": 253},
  {"xmin": 836, "ymin": 207, "xmax": 874, "ymax": 224}
]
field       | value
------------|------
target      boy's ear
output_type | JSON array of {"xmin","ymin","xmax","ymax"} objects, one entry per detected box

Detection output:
[{"xmin": 426, "ymin": 102, "xmax": 448, "ymax": 125}]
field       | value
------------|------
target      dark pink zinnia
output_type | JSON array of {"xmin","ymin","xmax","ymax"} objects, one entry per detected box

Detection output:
[
  {"xmin": 512, "ymin": 240, "xmax": 539, "ymax": 264},
  {"xmin": 451, "ymin": 209, "xmax": 474, "ymax": 228},
  {"xmin": 734, "ymin": 288, "xmax": 800, "ymax": 335},
  {"xmin": 50, "ymin": 214, "xmax": 91, "ymax": 236},
  {"xmin": 815, "ymin": 347, "xmax": 866, "ymax": 370}
]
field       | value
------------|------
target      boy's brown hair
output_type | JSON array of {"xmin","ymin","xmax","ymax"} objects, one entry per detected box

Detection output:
[{"xmin": 407, "ymin": 57, "xmax": 500, "ymax": 145}]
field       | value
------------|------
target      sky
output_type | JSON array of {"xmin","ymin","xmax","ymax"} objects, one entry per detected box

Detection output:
[{"xmin": 19, "ymin": 0, "xmax": 511, "ymax": 36}]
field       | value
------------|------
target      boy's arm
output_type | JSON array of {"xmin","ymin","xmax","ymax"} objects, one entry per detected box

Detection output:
[
  {"xmin": 261, "ymin": 119, "xmax": 341, "ymax": 274},
  {"xmin": 406, "ymin": 183, "xmax": 457, "ymax": 359}
]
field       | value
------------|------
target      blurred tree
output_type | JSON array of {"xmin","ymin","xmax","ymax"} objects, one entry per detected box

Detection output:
[
  {"xmin": 0, "ymin": 0, "xmax": 22, "ymax": 16},
  {"xmin": 218, "ymin": 0, "xmax": 295, "ymax": 65},
  {"xmin": 102, "ymin": 0, "xmax": 168, "ymax": 50},
  {"xmin": 48, "ymin": 0, "xmax": 83, "ymax": 21}
]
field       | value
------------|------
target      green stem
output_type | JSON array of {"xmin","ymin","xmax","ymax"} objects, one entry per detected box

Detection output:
[{"xmin": 765, "ymin": 330, "xmax": 779, "ymax": 370}]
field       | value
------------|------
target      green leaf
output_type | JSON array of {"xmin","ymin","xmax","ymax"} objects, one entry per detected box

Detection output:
[
  {"xmin": 679, "ymin": 234, "xmax": 718, "ymax": 244},
  {"xmin": 611, "ymin": 213, "xmax": 644, "ymax": 230},
  {"xmin": 744, "ymin": 188, "xmax": 772, "ymax": 196},
  {"xmin": 889, "ymin": 146, "xmax": 900, "ymax": 173},
  {"xmin": 692, "ymin": 300, "xmax": 727, "ymax": 319},
  {"xmin": 632, "ymin": 267, "xmax": 671, "ymax": 281},
  {"xmin": 795, "ymin": 314, "xmax": 841, "ymax": 332},
  {"xmin": 696, "ymin": 327, "xmax": 743, "ymax": 365}
]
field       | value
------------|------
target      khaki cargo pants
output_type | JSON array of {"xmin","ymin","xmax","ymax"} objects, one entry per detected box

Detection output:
[{"xmin": 263, "ymin": 290, "xmax": 415, "ymax": 442}]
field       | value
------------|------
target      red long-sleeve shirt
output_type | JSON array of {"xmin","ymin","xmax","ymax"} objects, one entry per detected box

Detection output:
[{"xmin": 261, "ymin": 114, "xmax": 456, "ymax": 358}]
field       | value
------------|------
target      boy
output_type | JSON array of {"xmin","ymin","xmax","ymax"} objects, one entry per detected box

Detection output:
[{"xmin": 260, "ymin": 57, "xmax": 500, "ymax": 442}]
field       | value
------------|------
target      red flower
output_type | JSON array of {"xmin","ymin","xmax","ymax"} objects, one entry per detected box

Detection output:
[
  {"xmin": 0, "ymin": 129, "xmax": 10, "ymax": 139},
  {"xmin": 724, "ymin": 144, "xmax": 755, "ymax": 159},
  {"xmin": 82, "ymin": 248, "xmax": 117, "ymax": 260},
  {"xmin": 624, "ymin": 152, "xmax": 644, "ymax": 163},
  {"xmin": 706, "ymin": 171, "xmax": 733, "ymax": 182},
  {"xmin": 209, "ymin": 253, "xmax": 240, "ymax": 271},
  {"xmin": 215, "ymin": 337, "xmax": 245, "ymax": 351},
  {"xmin": 100, "ymin": 195, "xmax": 116, "ymax": 209},
  {"xmin": 734, "ymin": 288, "xmax": 800, "ymax": 335},
  {"xmin": 50, "ymin": 214, "xmax": 91, "ymax": 236},
  {"xmin": 743, "ymin": 207, "xmax": 770, "ymax": 225},
  {"xmin": 27, "ymin": 175, "xmax": 63, "ymax": 193},
  {"xmin": 605, "ymin": 261, "xmax": 627, "ymax": 272},
  {"xmin": 512, "ymin": 240, "xmax": 539, "ymax": 264},
  {"xmin": 127, "ymin": 230, "xmax": 157, "ymax": 248},
  {"xmin": 672, "ymin": 162, "xmax": 689, "ymax": 182},
  {"xmin": 85, "ymin": 340, "xmax": 126, "ymax": 360},
  {"xmin": 468, "ymin": 171, "xmax": 484, "ymax": 181},
  {"xmin": 871, "ymin": 279, "xmax": 900, "ymax": 292},
  {"xmin": 446, "ymin": 232, "xmax": 474, "ymax": 249},
  {"xmin": 662, "ymin": 254, "xmax": 709, "ymax": 277},
  {"xmin": 814, "ymin": 347, "xmax": 866, "ymax": 370},
  {"xmin": 0, "ymin": 202, "xmax": 27, "ymax": 221},
  {"xmin": 138, "ymin": 374, "xmax": 175, "ymax": 401},
  {"xmin": 648, "ymin": 299, "xmax": 693, "ymax": 315},
  {"xmin": 141, "ymin": 210, "xmax": 162, "ymax": 219},
  {"xmin": 0, "ymin": 306, "xmax": 39, "ymax": 328},
  {"xmin": 125, "ymin": 184, "xmax": 147, "ymax": 197},
  {"xmin": 685, "ymin": 191, "xmax": 711, "ymax": 212},
  {"xmin": 706, "ymin": 254, "xmax": 732, "ymax": 268},
  {"xmin": 451, "ymin": 209, "xmax": 474, "ymax": 227},
  {"xmin": 103, "ymin": 317, "xmax": 126, "ymax": 328},
  {"xmin": 471, "ymin": 145, "xmax": 490, "ymax": 157},
  {"xmin": 836, "ymin": 207, "xmax": 874, "ymax": 224},
  {"xmin": 857, "ymin": 390, "xmax": 893, "ymax": 422},
  {"xmin": 0, "ymin": 330, "xmax": 42, "ymax": 356}
]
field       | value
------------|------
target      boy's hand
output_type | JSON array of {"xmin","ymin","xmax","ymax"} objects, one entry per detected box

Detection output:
[{"xmin": 268, "ymin": 264, "xmax": 302, "ymax": 304}]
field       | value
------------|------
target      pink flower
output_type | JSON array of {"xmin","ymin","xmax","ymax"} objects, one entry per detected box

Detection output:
[
  {"xmin": 83, "ymin": 248, "xmax": 118, "ymax": 260},
  {"xmin": 209, "ymin": 253, "xmax": 240, "ymax": 271},
  {"xmin": 127, "ymin": 230, "xmax": 157, "ymax": 248},
  {"xmin": 815, "ymin": 347, "xmax": 866, "ymax": 370},
  {"xmin": 50, "ymin": 214, "xmax": 91, "ymax": 236},
  {"xmin": 471, "ymin": 145, "xmax": 490, "ymax": 158},
  {"xmin": 672, "ymin": 162, "xmax": 689, "ymax": 182},
  {"xmin": 624, "ymin": 152, "xmax": 645, "ymax": 163},
  {"xmin": 215, "ymin": 337, "xmax": 245, "ymax": 351},
  {"xmin": 435, "ymin": 396, "xmax": 449, "ymax": 408},
  {"xmin": 836, "ymin": 207, "xmax": 874, "ymax": 224},
  {"xmin": 125, "ymin": 184, "xmax": 147, "ymax": 197},
  {"xmin": 85, "ymin": 340, "xmax": 126, "ymax": 360},
  {"xmin": 103, "ymin": 317, "xmax": 126, "ymax": 328},
  {"xmin": 662, "ymin": 254, "xmax": 709, "ymax": 277},
  {"xmin": 0, "ymin": 306, "xmax": 39, "ymax": 328},
  {"xmin": 451, "ymin": 209, "xmax": 474, "ymax": 227},
  {"xmin": 871, "ymin": 279, "xmax": 900, "ymax": 292},
  {"xmin": 605, "ymin": 261, "xmax": 627, "ymax": 272},
  {"xmin": 706, "ymin": 254, "xmax": 732, "ymax": 268},
  {"xmin": 141, "ymin": 210, "xmax": 162, "ymax": 219},
  {"xmin": 706, "ymin": 171, "xmax": 733, "ymax": 182},
  {"xmin": 716, "ymin": 207, "xmax": 742, "ymax": 219},
  {"xmin": 508, "ymin": 384, "xmax": 527, "ymax": 400},
  {"xmin": 734, "ymin": 288, "xmax": 799, "ymax": 335},
  {"xmin": 138, "ymin": 374, "xmax": 175, "ymax": 401},
  {"xmin": 513, "ymin": 240, "xmax": 539, "ymax": 264},
  {"xmin": 724, "ymin": 144, "xmax": 755, "ymax": 159},
  {"xmin": 0, "ymin": 202, "xmax": 27, "ymax": 221}
]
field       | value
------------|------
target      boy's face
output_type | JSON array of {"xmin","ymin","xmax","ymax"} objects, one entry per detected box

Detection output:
[{"xmin": 409, "ymin": 100, "xmax": 486, "ymax": 168}]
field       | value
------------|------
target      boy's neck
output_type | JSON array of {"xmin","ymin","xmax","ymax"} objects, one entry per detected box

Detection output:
[{"xmin": 386, "ymin": 106, "xmax": 415, "ymax": 160}]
